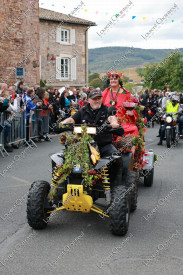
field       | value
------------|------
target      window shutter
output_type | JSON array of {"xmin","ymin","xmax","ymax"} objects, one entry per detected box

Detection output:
[
  {"xmin": 70, "ymin": 29, "xmax": 75, "ymax": 44},
  {"xmin": 71, "ymin": 58, "xmax": 76, "ymax": 80},
  {"xmin": 56, "ymin": 57, "xmax": 61, "ymax": 79},
  {"xmin": 56, "ymin": 27, "xmax": 61, "ymax": 43}
]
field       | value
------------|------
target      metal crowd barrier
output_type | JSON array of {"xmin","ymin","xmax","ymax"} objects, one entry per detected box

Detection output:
[
  {"xmin": 0, "ymin": 108, "xmax": 50, "ymax": 157},
  {"xmin": 4, "ymin": 111, "xmax": 28, "ymax": 148},
  {"xmin": 29, "ymin": 109, "xmax": 50, "ymax": 147}
]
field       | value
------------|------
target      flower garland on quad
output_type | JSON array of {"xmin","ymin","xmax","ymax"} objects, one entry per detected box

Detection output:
[
  {"xmin": 49, "ymin": 125, "xmax": 101, "ymax": 200},
  {"xmin": 114, "ymin": 96, "xmax": 147, "ymax": 171}
]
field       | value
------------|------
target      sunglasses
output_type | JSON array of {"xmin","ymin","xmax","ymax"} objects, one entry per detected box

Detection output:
[{"xmin": 110, "ymin": 74, "xmax": 119, "ymax": 80}]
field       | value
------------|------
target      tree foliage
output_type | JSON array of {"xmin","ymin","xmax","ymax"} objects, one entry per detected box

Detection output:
[
  {"xmin": 89, "ymin": 78, "xmax": 104, "ymax": 90},
  {"xmin": 88, "ymin": 73, "xmax": 100, "ymax": 83},
  {"xmin": 138, "ymin": 52, "xmax": 183, "ymax": 91}
]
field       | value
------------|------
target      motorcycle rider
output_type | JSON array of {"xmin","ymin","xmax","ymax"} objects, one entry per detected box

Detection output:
[
  {"xmin": 61, "ymin": 89, "xmax": 124, "ymax": 204},
  {"xmin": 158, "ymin": 95, "xmax": 183, "ymax": 145}
]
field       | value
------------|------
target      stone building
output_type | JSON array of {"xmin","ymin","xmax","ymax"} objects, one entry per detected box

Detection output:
[
  {"xmin": 39, "ymin": 8, "xmax": 96, "ymax": 88},
  {"xmin": 0, "ymin": 2, "xmax": 96, "ymax": 88},
  {"xmin": 0, "ymin": 0, "xmax": 40, "ymax": 86}
]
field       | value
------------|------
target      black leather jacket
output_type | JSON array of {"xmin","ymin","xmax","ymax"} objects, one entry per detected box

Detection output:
[{"xmin": 72, "ymin": 103, "xmax": 124, "ymax": 146}]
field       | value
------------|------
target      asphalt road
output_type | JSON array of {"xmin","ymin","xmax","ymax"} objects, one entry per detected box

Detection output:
[{"xmin": 0, "ymin": 125, "xmax": 183, "ymax": 275}]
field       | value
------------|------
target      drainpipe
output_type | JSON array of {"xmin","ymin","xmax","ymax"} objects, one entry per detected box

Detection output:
[
  {"xmin": 85, "ymin": 26, "xmax": 89, "ymax": 87},
  {"xmin": 39, "ymin": 55, "xmax": 42, "ymax": 80}
]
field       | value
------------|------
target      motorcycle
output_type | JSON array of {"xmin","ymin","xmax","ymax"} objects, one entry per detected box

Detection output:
[{"xmin": 159, "ymin": 111, "xmax": 180, "ymax": 148}]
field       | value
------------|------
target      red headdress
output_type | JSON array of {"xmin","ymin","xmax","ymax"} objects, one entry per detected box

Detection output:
[{"xmin": 106, "ymin": 71, "xmax": 123, "ymax": 79}]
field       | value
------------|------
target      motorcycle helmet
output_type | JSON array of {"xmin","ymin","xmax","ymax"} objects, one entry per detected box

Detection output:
[{"xmin": 171, "ymin": 95, "xmax": 179, "ymax": 106}]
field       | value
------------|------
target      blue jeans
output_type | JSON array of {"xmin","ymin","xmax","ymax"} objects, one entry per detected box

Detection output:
[{"xmin": 4, "ymin": 122, "xmax": 11, "ymax": 143}]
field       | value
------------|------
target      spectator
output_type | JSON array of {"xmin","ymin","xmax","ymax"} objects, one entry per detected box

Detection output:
[
  {"xmin": 65, "ymin": 85, "xmax": 73, "ymax": 96},
  {"xmin": 40, "ymin": 91, "xmax": 53, "ymax": 141},
  {"xmin": 24, "ymin": 88, "xmax": 42, "ymax": 142},
  {"xmin": 52, "ymin": 89, "xmax": 60, "ymax": 127},
  {"xmin": 80, "ymin": 87, "xmax": 88, "ymax": 96},
  {"xmin": 16, "ymin": 81, "xmax": 24, "ymax": 95},
  {"xmin": 48, "ymin": 88, "xmax": 55, "ymax": 104},
  {"xmin": 78, "ymin": 93, "xmax": 87, "ymax": 109},
  {"xmin": 89, "ymin": 86, "xmax": 94, "ymax": 93},
  {"xmin": 76, "ymin": 88, "xmax": 80, "ymax": 96},
  {"xmin": 0, "ymin": 90, "xmax": 14, "ymax": 152},
  {"xmin": 140, "ymin": 89, "xmax": 149, "ymax": 125},
  {"xmin": 69, "ymin": 89, "xmax": 80, "ymax": 104},
  {"xmin": 34, "ymin": 87, "xmax": 47, "ymax": 139},
  {"xmin": 179, "ymin": 93, "xmax": 183, "ymax": 104},
  {"xmin": 34, "ymin": 84, "xmax": 40, "ymax": 94},
  {"xmin": 54, "ymin": 89, "xmax": 59, "ymax": 98},
  {"xmin": 0, "ymin": 83, "xmax": 8, "ymax": 98},
  {"xmin": 59, "ymin": 90, "xmax": 70, "ymax": 118},
  {"xmin": 157, "ymin": 90, "xmax": 163, "ymax": 107}
]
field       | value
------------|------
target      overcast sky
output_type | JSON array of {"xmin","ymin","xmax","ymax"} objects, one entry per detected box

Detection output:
[{"xmin": 39, "ymin": 0, "xmax": 183, "ymax": 49}]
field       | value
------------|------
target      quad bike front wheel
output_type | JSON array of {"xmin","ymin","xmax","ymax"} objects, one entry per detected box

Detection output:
[
  {"xmin": 27, "ymin": 180, "xmax": 51, "ymax": 229},
  {"xmin": 109, "ymin": 185, "xmax": 130, "ymax": 236}
]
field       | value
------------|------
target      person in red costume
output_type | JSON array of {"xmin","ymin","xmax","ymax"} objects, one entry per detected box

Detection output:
[{"xmin": 102, "ymin": 72, "xmax": 138, "ymax": 137}]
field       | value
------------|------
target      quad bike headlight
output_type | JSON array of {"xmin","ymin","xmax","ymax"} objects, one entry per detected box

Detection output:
[
  {"xmin": 166, "ymin": 117, "xmax": 172, "ymax": 123},
  {"xmin": 72, "ymin": 165, "xmax": 82, "ymax": 174}
]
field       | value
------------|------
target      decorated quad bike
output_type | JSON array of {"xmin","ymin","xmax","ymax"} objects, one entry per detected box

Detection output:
[{"xmin": 27, "ymin": 103, "xmax": 155, "ymax": 236}]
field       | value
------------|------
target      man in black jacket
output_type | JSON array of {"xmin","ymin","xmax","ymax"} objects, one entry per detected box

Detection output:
[{"xmin": 62, "ymin": 89, "xmax": 124, "ymax": 199}]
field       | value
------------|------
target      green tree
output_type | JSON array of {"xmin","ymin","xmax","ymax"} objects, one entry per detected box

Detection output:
[
  {"xmin": 89, "ymin": 78, "xmax": 104, "ymax": 90},
  {"xmin": 138, "ymin": 51, "xmax": 183, "ymax": 91},
  {"xmin": 40, "ymin": 79, "xmax": 46, "ymax": 87},
  {"xmin": 123, "ymin": 75, "xmax": 130, "ymax": 83},
  {"xmin": 88, "ymin": 73, "xmax": 100, "ymax": 83},
  {"xmin": 123, "ymin": 83, "xmax": 136, "ymax": 93}
]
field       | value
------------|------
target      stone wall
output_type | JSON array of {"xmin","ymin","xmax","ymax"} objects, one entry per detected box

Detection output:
[
  {"xmin": 0, "ymin": 0, "xmax": 40, "ymax": 86},
  {"xmin": 39, "ymin": 20, "xmax": 88, "ymax": 88}
]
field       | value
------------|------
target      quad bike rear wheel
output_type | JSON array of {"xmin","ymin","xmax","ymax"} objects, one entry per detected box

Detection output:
[
  {"xmin": 27, "ymin": 180, "xmax": 51, "ymax": 229},
  {"xmin": 128, "ymin": 171, "xmax": 138, "ymax": 212},
  {"xmin": 109, "ymin": 185, "xmax": 130, "ymax": 236},
  {"xmin": 123, "ymin": 170, "xmax": 138, "ymax": 212}
]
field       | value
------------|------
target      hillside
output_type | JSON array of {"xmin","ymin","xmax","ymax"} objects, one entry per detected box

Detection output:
[{"xmin": 88, "ymin": 47, "xmax": 183, "ymax": 74}]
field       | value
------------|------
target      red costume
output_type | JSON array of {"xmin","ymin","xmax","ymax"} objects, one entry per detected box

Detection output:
[{"xmin": 102, "ymin": 87, "xmax": 138, "ymax": 137}]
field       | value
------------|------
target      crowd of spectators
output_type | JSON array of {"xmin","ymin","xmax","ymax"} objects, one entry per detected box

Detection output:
[
  {"xmin": 0, "ymin": 81, "xmax": 98, "ymax": 153},
  {"xmin": 1, "ymin": 81, "xmax": 182, "ymax": 154},
  {"xmin": 136, "ymin": 87, "xmax": 183, "ymax": 126}
]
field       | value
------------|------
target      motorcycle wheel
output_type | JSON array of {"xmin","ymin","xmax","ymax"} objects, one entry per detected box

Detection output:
[
  {"xmin": 109, "ymin": 185, "xmax": 130, "ymax": 236},
  {"xmin": 144, "ymin": 168, "xmax": 154, "ymax": 187},
  {"xmin": 27, "ymin": 180, "xmax": 51, "ymax": 229},
  {"xmin": 166, "ymin": 129, "xmax": 171, "ymax": 148}
]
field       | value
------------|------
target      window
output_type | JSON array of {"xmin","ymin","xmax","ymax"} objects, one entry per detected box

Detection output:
[
  {"xmin": 56, "ymin": 27, "xmax": 75, "ymax": 44},
  {"xmin": 60, "ymin": 58, "xmax": 69, "ymax": 78},
  {"xmin": 61, "ymin": 29, "xmax": 69, "ymax": 43},
  {"xmin": 56, "ymin": 57, "xmax": 76, "ymax": 80}
]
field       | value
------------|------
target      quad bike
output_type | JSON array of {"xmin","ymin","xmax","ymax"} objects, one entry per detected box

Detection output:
[
  {"xmin": 27, "ymin": 121, "xmax": 140, "ymax": 236},
  {"xmin": 27, "ymin": 113, "xmax": 155, "ymax": 236}
]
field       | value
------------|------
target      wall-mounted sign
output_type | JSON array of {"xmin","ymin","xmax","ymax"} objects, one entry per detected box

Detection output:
[{"xmin": 16, "ymin": 68, "xmax": 24, "ymax": 79}]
